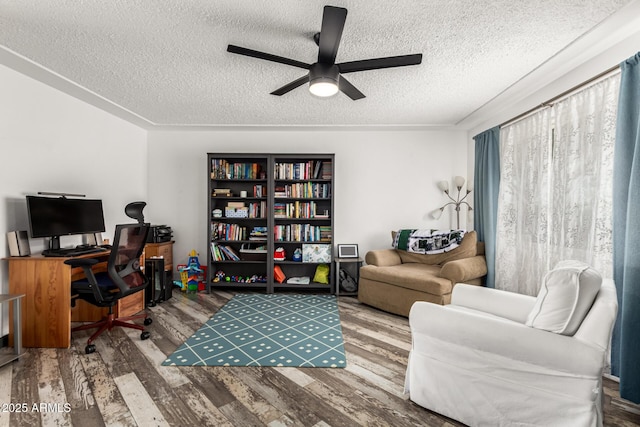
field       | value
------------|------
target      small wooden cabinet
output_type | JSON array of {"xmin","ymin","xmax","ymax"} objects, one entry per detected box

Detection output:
[{"xmin": 143, "ymin": 241, "xmax": 174, "ymax": 273}]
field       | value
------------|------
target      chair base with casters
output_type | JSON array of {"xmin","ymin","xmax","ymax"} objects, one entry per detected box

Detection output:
[{"xmin": 71, "ymin": 303, "xmax": 152, "ymax": 354}]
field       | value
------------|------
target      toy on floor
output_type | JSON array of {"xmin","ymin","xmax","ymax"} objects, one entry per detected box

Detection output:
[
  {"xmin": 213, "ymin": 270, "xmax": 267, "ymax": 284},
  {"xmin": 177, "ymin": 250, "xmax": 207, "ymax": 292}
]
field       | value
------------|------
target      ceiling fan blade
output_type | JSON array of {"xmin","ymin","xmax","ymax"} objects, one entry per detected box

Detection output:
[
  {"xmin": 338, "ymin": 76, "xmax": 365, "ymax": 100},
  {"xmin": 318, "ymin": 6, "xmax": 347, "ymax": 64},
  {"xmin": 271, "ymin": 75, "xmax": 310, "ymax": 96},
  {"xmin": 227, "ymin": 45, "xmax": 310, "ymax": 70},
  {"xmin": 338, "ymin": 53, "xmax": 423, "ymax": 74}
]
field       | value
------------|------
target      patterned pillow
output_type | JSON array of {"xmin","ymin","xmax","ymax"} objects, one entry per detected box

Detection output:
[
  {"xmin": 526, "ymin": 260, "xmax": 602, "ymax": 336},
  {"xmin": 395, "ymin": 231, "xmax": 477, "ymax": 265}
]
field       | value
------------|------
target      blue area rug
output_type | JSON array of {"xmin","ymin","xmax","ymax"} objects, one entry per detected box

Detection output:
[{"xmin": 162, "ymin": 294, "xmax": 346, "ymax": 368}]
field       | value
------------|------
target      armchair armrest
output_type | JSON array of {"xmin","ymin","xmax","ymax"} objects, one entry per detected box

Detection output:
[
  {"xmin": 365, "ymin": 249, "xmax": 402, "ymax": 267},
  {"xmin": 409, "ymin": 301, "xmax": 605, "ymax": 377},
  {"xmin": 439, "ymin": 255, "xmax": 487, "ymax": 284},
  {"xmin": 452, "ymin": 284, "xmax": 536, "ymax": 323}
]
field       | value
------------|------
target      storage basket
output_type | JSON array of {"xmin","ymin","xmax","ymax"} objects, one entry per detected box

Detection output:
[{"xmin": 225, "ymin": 207, "xmax": 249, "ymax": 218}]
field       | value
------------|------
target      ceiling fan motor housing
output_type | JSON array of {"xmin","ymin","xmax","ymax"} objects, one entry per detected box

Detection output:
[{"xmin": 310, "ymin": 63, "xmax": 339, "ymax": 86}]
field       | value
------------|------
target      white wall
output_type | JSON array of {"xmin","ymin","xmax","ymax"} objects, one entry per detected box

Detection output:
[
  {"xmin": 0, "ymin": 64, "xmax": 148, "ymax": 297},
  {"xmin": 147, "ymin": 129, "xmax": 468, "ymax": 267}
]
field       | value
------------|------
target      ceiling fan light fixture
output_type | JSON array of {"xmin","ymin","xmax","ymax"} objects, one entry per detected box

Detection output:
[
  {"xmin": 309, "ymin": 63, "xmax": 339, "ymax": 97},
  {"xmin": 309, "ymin": 80, "xmax": 339, "ymax": 97}
]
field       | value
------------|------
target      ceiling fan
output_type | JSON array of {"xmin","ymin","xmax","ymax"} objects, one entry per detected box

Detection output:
[{"xmin": 227, "ymin": 5, "xmax": 423, "ymax": 100}]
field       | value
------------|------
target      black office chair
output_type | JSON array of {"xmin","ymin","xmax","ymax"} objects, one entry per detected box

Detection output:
[{"xmin": 65, "ymin": 201, "xmax": 152, "ymax": 354}]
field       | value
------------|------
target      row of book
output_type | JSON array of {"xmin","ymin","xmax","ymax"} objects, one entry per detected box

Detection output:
[
  {"xmin": 211, "ymin": 222, "xmax": 247, "ymax": 241},
  {"xmin": 274, "ymin": 161, "xmax": 332, "ymax": 180},
  {"xmin": 210, "ymin": 243, "xmax": 240, "ymax": 261},
  {"xmin": 244, "ymin": 201, "xmax": 267, "ymax": 218},
  {"xmin": 274, "ymin": 201, "xmax": 330, "ymax": 219},
  {"xmin": 273, "ymin": 182, "xmax": 331, "ymax": 199},
  {"xmin": 211, "ymin": 159, "xmax": 264, "ymax": 180},
  {"xmin": 274, "ymin": 224, "xmax": 332, "ymax": 242}
]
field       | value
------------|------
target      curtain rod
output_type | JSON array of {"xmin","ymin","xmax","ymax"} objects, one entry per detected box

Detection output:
[{"xmin": 500, "ymin": 63, "xmax": 621, "ymax": 128}]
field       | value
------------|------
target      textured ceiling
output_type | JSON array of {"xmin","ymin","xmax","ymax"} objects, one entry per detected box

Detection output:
[{"xmin": 0, "ymin": 0, "xmax": 636, "ymax": 128}]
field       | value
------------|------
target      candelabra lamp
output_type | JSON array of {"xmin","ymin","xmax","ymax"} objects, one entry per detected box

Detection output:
[{"xmin": 430, "ymin": 176, "xmax": 473, "ymax": 229}]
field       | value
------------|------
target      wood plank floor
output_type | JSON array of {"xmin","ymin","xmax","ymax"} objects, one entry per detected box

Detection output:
[{"xmin": 2, "ymin": 290, "xmax": 640, "ymax": 427}]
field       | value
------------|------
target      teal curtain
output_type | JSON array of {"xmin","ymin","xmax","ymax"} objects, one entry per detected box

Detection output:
[
  {"xmin": 473, "ymin": 126, "xmax": 500, "ymax": 288},
  {"xmin": 612, "ymin": 51, "xmax": 640, "ymax": 403}
]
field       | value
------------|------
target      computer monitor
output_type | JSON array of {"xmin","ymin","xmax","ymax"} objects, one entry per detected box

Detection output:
[{"xmin": 26, "ymin": 195, "xmax": 106, "ymax": 250}]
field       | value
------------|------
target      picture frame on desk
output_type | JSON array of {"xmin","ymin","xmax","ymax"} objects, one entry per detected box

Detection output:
[{"xmin": 337, "ymin": 244, "xmax": 358, "ymax": 258}]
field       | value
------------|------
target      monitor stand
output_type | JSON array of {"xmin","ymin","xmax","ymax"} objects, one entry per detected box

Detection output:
[{"xmin": 49, "ymin": 236, "xmax": 60, "ymax": 251}]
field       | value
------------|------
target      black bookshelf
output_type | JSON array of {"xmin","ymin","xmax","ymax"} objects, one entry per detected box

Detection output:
[{"xmin": 207, "ymin": 153, "xmax": 334, "ymax": 293}]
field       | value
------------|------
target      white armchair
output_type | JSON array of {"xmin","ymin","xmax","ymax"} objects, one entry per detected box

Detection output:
[{"xmin": 404, "ymin": 268, "xmax": 618, "ymax": 426}]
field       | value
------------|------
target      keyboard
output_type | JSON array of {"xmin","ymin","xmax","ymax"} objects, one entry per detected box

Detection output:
[{"xmin": 42, "ymin": 247, "xmax": 108, "ymax": 257}]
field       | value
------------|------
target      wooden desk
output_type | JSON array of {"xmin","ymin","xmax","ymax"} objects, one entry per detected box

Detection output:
[{"xmin": 5, "ymin": 251, "xmax": 143, "ymax": 348}]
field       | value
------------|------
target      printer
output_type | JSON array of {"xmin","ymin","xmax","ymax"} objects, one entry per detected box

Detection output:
[{"xmin": 147, "ymin": 225, "xmax": 173, "ymax": 243}]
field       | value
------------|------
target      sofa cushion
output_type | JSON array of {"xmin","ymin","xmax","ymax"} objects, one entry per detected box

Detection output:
[
  {"xmin": 360, "ymin": 263, "xmax": 452, "ymax": 295},
  {"xmin": 526, "ymin": 260, "xmax": 602, "ymax": 336},
  {"xmin": 396, "ymin": 231, "xmax": 478, "ymax": 265}
]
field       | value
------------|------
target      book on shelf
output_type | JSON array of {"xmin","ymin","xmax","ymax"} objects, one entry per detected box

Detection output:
[
  {"xmin": 253, "ymin": 184, "xmax": 266, "ymax": 197},
  {"xmin": 274, "ymin": 224, "xmax": 332, "ymax": 242},
  {"xmin": 274, "ymin": 182, "xmax": 331, "ymax": 199},
  {"xmin": 249, "ymin": 226, "xmax": 268, "ymax": 240},
  {"xmin": 313, "ymin": 160, "xmax": 322, "ymax": 179},
  {"xmin": 211, "ymin": 243, "xmax": 240, "ymax": 261},
  {"xmin": 211, "ymin": 159, "xmax": 263, "ymax": 180},
  {"xmin": 272, "ymin": 201, "xmax": 329, "ymax": 219},
  {"xmin": 211, "ymin": 222, "xmax": 247, "ymax": 240},
  {"xmin": 321, "ymin": 161, "xmax": 332, "ymax": 180},
  {"xmin": 274, "ymin": 160, "xmax": 331, "ymax": 180}
]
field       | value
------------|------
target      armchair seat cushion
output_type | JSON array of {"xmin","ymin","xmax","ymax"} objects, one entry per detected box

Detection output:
[{"xmin": 360, "ymin": 263, "xmax": 451, "ymax": 295}]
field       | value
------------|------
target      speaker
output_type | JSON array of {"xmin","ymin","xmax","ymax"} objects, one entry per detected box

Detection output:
[
  {"xmin": 7, "ymin": 230, "xmax": 31, "ymax": 257},
  {"xmin": 84, "ymin": 232, "xmax": 104, "ymax": 246}
]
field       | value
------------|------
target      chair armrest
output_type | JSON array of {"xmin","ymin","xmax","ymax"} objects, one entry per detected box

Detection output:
[
  {"xmin": 63, "ymin": 258, "xmax": 99, "ymax": 267},
  {"xmin": 64, "ymin": 258, "xmax": 104, "ymax": 304},
  {"xmin": 451, "ymin": 284, "xmax": 536, "ymax": 323},
  {"xmin": 409, "ymin": 302, "xmax": 604, "ymax": 377},
  {"xmin": 365, "ymin": 249, "xmax": 402, "ymax": 267},
  {"xmin": 439, "ymin": 255, "xmax": 487, "ymax": 284}
]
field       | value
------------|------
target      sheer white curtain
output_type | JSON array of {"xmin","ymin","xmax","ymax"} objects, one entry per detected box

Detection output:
[{"xmin": 495, "ymin": 74, "xmax": 619, "ymax": 295}]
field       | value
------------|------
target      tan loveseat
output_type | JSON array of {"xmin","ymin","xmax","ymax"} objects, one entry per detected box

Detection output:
[{"xmin": 358, "ymin": 231, "xmax": 487, "ymax": 317}]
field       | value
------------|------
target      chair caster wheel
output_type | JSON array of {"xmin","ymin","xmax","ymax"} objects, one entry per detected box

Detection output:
[
  {"xmin": 144, "ymin": 318, "xmax": 153, "ymax": 326},
  {"xmin": 85, "ymin": 344, "xmax": 96, "ymax": 354},
  {"xmin": 141, "ymin": 331, "xmax": 150, "ymax": 340},
  {"xmin": 149, "ymin": 301, "xmax": 156, "ymax": 307}
]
